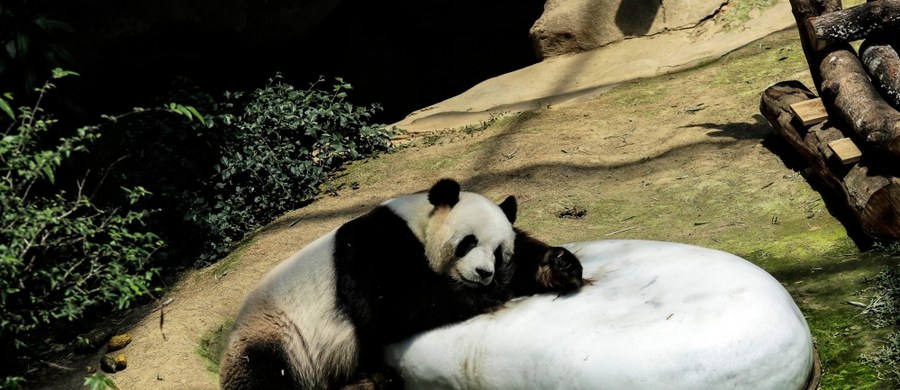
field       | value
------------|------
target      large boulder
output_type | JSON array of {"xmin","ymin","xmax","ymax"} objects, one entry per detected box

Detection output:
[{"xmin": 530, "ymin": 0, "xmax": 728, "ymax": 58}]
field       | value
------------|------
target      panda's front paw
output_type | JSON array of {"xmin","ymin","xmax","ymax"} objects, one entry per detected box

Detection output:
[{"xmin": 536, "ymin": 247, "xmax": 585, "ymax": 293}]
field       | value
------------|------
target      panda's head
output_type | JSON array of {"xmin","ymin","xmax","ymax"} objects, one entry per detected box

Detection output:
[{"xmin": 424, "ymin": 179, "xmax": 517, "ymax": 287}]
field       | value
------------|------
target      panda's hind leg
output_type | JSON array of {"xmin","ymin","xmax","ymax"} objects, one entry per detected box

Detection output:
[
  {"xmin": 220, "ymin": 335, "xmax": 298, "ymax": 390},
  {"xmin": 221, "ymin": 299, "xmax": 364, "ymax": 389},
  {"xmin": 340, "ymin": 363, "xmax": 404, "ymax": 390}
]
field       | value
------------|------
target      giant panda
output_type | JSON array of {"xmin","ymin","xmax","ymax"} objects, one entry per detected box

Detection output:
[{"xmin": 219, "ymin": 179, "xmax": 585, "ymax": 389}]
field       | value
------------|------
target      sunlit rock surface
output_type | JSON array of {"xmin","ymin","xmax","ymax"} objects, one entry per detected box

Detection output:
[
  {"xmin": 530, "ymin": 0, "xmax": 728, "ymax": 58},
  {"xmin": 386, "ymin": 240, "xmax": 814, "ymax": 390}
]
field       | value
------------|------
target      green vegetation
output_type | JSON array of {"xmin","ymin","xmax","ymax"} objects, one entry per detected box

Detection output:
[
  {"xmin": 864, "ymin": 332, "xmax": 900, "ymax": 383},
  {"xmin": 749, "ymin": 245, "xmax": 893, "ymax": 389},
  {"xmin": 0, "ymin": 70, "xmax": 166, "ymax": 384},
  {"xmin": 190, "ymin": 75, "xmax": 393, "ymax": 262},
  {"xmin": 83, "ymin": 372, "xmax": 118, "ymax": 390},
  {"xmin": 859, "ymin": 249, "xmax": 900, "ymax": 384},
  {"xmin": 721, "ymin": 0, "xmax": 781, "ymax": 31},
  {"xmin": 0, "ymin": 68, "xmax": 391, "ymax": 385},
  {"xmin": 98, "ymin": 74, "xmax": 393, "ymax": 266}
]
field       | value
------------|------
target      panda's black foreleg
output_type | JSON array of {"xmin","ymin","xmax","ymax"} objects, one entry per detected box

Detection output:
[{"xmin": 510, "ymin": 229, "xmax": 586, "ymax": 296}]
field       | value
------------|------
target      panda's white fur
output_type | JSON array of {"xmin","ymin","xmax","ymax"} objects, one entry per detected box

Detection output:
[
  {"xmin": 220, "ymin": 180, "xmax": 535, "ymax": 389},
  {"xmin": 384, "ymin": 191, "xmax": 514, "ymax": 286}
]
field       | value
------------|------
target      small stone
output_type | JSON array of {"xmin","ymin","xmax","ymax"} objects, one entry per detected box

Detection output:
[
  {"xmin": 100, "ymin": 355, "xmax": 118, "ymax": 373},
  {"xmin": 114, "ymin": 354, "xmax": 127, "ymax": 370},
  {"xmin": 107, "ymin": 334, "xmax": 132, "ymax": 352}
]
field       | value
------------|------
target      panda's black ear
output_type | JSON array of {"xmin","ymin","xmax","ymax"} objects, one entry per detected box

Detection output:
[
  {"xmin": 499, "ymin": 196, "xmax": 517, "ymax": 224},
  {"xmin": 428, "ymin": 179, "xmax": 460, "ymax": 207}
]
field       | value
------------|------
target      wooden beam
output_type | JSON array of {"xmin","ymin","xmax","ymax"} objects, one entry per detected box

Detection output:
[
  {"xmin": 827, "ymin": 138, "xmax": 863, "ymax": 164},
  {"xmin": 789, "ymin": 98, "xmax": 829, "ymax": 125},
  {"xmin": 809, "ymin": 0, "xmax": 900, "ymax": 48}
]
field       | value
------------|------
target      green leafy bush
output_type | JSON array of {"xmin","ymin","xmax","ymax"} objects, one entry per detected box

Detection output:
[
  {"xmin": 0, "ymin": 68, "xmax": 389, "ymax": 385},
  {"xmin": 98, "ymin": 75, "xmax": 392, "ymax": 265},
  {"xmin": 0, "ymin": 71, "xmax": 161, "ymax": 382},
  {"xmin": 87, "ymin": 79, "xmax": 221, "ymax": 267},
  {"xmin": 192, "ymin": 75, "xmax": 394, "ymax": 262}
]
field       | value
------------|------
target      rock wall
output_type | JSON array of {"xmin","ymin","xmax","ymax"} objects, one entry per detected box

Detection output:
[{"xmin": 530, "ymin": 0, "xmax": 728, "ymax": 58}]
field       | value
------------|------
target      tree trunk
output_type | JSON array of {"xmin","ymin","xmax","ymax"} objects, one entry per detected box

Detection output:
[
  {"xmin": 809, "ymin": 0, "xmax": 900, "ymax": 47},
  {"xmin": 760, "ymin": 81, "xmax": 900, "ymax": 240},
  {"xmin": 819, "ymin": 49, "xmax": 900, "ymax": 160},
  {"xmin": 860, "ymin": 37, "xmax": 900, "ymax": 109}
]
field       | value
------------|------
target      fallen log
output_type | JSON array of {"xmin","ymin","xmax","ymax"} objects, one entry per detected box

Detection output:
[
  {"xmin": 819, "ymin": 49, "xmax": 900, "ymax": 160},
  {"xmin": 860, "ymin": 37, "xmax": 900, "ymax": 109},
  {"xmin": 760, "ymin": 80, "xmax": 818, "ymax": 137},
  {"xmin": 760, "ymin": 81, "xmax": 900, "ymax": 240},
  {"xmin": 788, "ymin": 0, "xmax": 844, "ymax": 90},
  {"xmin": 760, "ymin": 81, "xmax": 848, "ymax": 170},
  {"xmin": 809, "ymin": 0, "xmax": 900, "ymax": 48}
]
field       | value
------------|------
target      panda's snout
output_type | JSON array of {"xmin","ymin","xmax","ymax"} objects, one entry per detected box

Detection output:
[
  {"xmin": 458, "ymin": 248, "xmax": 495, "ymax": 286},
  {"xmin": 476, "ymin": 267, "xmax": 494, "ymax": 281}
]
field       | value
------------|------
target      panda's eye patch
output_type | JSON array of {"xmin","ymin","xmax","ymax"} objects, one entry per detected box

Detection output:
[
  {"xmin": 494, "ymin": 246, "xmax": 504, "ymax": 265},
  {"xmin": 455, "ymin": 235, "xmax": 478, "ymax": 257}
]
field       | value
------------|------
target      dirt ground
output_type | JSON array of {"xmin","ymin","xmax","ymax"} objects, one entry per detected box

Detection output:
[{"xmin": 33, "ymin": 17, "xmax": 898, "ymax": 390}]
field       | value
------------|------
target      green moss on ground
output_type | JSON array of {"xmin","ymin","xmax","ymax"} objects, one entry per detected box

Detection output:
[{"xmin": 198, "ymin": 318, "xmax": 234, "ymax": 376}]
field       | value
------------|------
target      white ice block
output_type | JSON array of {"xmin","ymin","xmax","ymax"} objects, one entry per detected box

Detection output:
[{"xmin": 386, "ymin": 240, "xmax": 815, "ymax": 390}]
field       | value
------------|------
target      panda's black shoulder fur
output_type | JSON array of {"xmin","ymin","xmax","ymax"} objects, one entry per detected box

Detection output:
[{"xmin": 333, "ymin": 205, "xmax": 513, "ymax": 347}]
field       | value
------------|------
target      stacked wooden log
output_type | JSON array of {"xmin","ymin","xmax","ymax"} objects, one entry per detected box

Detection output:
[{"xmin": 760, "ymin": 0, "xmax": 900, "ymax": 241}]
